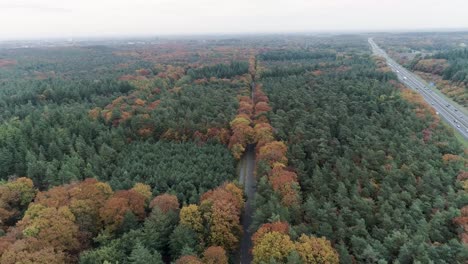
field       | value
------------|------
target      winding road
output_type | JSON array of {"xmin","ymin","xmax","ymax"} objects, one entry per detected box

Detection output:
[{"xmin": 369, "ymin": 38, "xmax": 468, "ymax": 140}]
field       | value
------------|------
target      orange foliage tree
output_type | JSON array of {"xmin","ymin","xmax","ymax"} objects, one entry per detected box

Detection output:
[
  {"xmin": 0, "ymin": 178, "xmax": 155, "ymax": 262},
  {"xmin": 257, "ymin": 141, "xmax": 288, "ymax": 166},
  {"xmin": 251, "ymin": 222, "xmax": 289, "ymax": 245},
  {"xmin": 200, "ymin": 182, "xmax": 244, "ymax": 251},
  {"xmin": 203, "ymin": 246, "xmax": 228, "ymax": 264},
  {"xmin": 175, "ymin": 255, "xmax": 203, "ymax": 264},
  {"xmin": 0, "ymin": 237, "xmax": 66, "ymax": 264},
  {"xmin": 150, "ymin": 193, "xmax": 180, "ymax": 213},
  {"xmin": 269, "ymin": 164, "xmax": 301, "ymax": 206},
  {"xmin": 18, "ymin": 205, "xmax": 80, "ymax": 253},
  {"xmin": 99, "ymin": 189, "xmax": 147, "ymax": 231}
]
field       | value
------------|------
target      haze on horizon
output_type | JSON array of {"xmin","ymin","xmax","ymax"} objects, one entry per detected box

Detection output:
[{"xmin": 1, "ymin": 0, "xmax": 468, "ymax": 40}]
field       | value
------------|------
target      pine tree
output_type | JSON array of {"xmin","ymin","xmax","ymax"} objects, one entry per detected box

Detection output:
[{"xmin": 128, "ymin": 242, "xmax": 163, "ymax": 264}]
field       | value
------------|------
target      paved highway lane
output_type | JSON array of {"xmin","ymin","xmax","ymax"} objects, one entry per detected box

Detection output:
[{"xmin": 369, "ymin": 38, "xmax": 468, "ymax": 140}]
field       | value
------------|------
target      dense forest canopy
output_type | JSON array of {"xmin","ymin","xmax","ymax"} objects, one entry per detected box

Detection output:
[
  {"xmin": 254, "ymin": 51, "xmax": 466, "ymax": 262},
  {"xmin": 0, "ymin": 34, "xmax": 466, "ymax": 263}
]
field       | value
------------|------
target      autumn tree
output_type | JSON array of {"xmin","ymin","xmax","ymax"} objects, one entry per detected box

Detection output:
[
  {"xmin": 229, "ymin": 95, "xmax": 256, "ymax": 159},
  {"xmin": 253, "ymin": 122, "xmax": 274, "ymax": 150},
  {"xmin": 203, "ymin": 246, "xmax": 228, "ymax": 264},
  {"xmin": 254, "ymin": 102, "xmax": 271, "ymax": 117},
  {"xmin": 257, "ymin": 141, "xmax": 288, "ymax": 165},
  {"xmin": 0, "ymin": 177, "xmax": 36, "ymax": 229},
  {"xmin": 179, "ymin": 204, "xmax": 203, "ymax": 233},
  {"xmin": 18, "ymin": 205, "xmax": 80, "ymax": 253},
  {"xmin": 269, "ymin": 164, "xmax": 301, "ymax": 206},
  {"xmin": 253, "ymin": 84, "xmax": 269, "ymax": 104},
  {"xmin": 294, "ymin": 234, "xmax": 339, "ymax": 264},
  {"xmin": 229, "ymin": 115, "xmax": 255, "ymax": 159},
  {"xmin": 251, "ymin": 221, "xmax": 289, "ymax": 245},
  {"xmin": 99, "ymin": 190, "xmax": 146, "ymax": 232},
  {"xmin": 175, "ymin": 255, "xmax": 203, "ymax": 264},
  {"xmin": 200, "ymin": 183, "xmax": 244, "ymax": 251},
  {"xmin": 150, "ymin": 193, "xmax": 179, "ymax": 213},
  {"xmin": 0, "ymin": 238, "xmax": 66, "ymax": 264},
  {"xmin": 252, "ymin": 231, "xmax": 295, "ymax": 264},
  {"xmin": 131, "ymin": 183, "xmax": 152, "ymax": 202}
]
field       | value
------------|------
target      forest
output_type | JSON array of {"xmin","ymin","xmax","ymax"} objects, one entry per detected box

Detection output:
[
  {"xmin": 374, "ymin": 33, "xmax": 468, "ymax": 107},
  {"xmin": 0, "ymin": 34, "xmax": 466, "ymax": 263}
]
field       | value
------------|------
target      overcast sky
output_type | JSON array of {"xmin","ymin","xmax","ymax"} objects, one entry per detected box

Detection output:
[{"xmin": 1, "ymin": 0, "xmax": 468, "ymax": 40}]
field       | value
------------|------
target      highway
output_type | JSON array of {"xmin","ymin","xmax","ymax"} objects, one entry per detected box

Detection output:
[{"xmin": 369, "ymin": 38, "xmax": 468, "ymax": 140}]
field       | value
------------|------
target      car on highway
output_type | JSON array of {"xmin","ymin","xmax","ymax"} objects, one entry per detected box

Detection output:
[{"xmin": 403, "ymin": 76, "xmax": 407, "ymax": 80}]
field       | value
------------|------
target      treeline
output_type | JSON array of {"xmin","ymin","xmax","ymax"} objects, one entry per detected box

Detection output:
[
  {"xmin": 0, "ymin": 79, "xmax": 132, "ymax": 118},
  {"xmin": 258, "ymin": 50, "xmax": 336, "ymax": 61},
  {"xmin": 0, "ymin": 177, "xmax": 244, "ymax": 263},
  {"xmin": 81, "ymin": 182, "xmax": 244, "ymax": 264},
  {"xmin": 187, "ymin": 61, "xmax": 249, "ymax": 79},
  {"xmin": 434, "ymin": 49, "xmax": 468, "ymax": 83},
  {"xmin": 0, "ymin": 46, "xmax": 144, "ymax": 80},
  {"xmin": 254, "ymin": 49, "xmax": 467, "ymax": 262}
]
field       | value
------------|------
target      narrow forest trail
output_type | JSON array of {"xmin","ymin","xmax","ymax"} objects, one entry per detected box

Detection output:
[{"xmin": 238, "ymin": 144, "xmax": 256, "ymax": 264}]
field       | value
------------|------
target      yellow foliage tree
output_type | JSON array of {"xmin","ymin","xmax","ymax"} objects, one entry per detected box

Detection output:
[
  {"xmin": 252, "ymin": 231, "xmax": 295, "ymax": 264},
  {"xmin": 19, "ymin": 205, "xmax": 80, "ymax": 253},
  {"xmin": 294, "ymin": 234, "xmax": 339, "ymax": 264},
  {"xmin": 179, "ymin": 204, "xmax": 203, "ymax": 233},
  {"xmin": 131, "ymin": 183, "xmax": 152, "ymax": 202}
]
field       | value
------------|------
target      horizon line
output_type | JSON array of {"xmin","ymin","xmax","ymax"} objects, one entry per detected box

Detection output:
[{"xmin": 2, "ymin": 27, "xmax": 468, "ymax": 42}]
